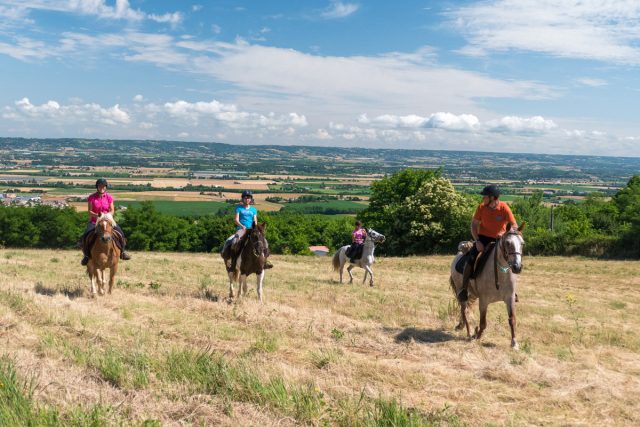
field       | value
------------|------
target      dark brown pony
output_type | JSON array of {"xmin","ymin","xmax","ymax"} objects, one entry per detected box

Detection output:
[
  {"xmin": 227, "ymin": 223, "xmax": 269, "ymax": 302},
  {"xmin": 87, "ymin": 213, "xmax": 120, "ymax": 297}
]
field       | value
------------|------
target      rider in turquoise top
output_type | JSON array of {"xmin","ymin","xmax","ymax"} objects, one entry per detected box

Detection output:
[
  {"xmin": 235, "ymin": 203, "xmax": 258, "ymax": 230},
  {"xmin": 221, "ymin": 190, "xmax": 272, "ymax": 269}
]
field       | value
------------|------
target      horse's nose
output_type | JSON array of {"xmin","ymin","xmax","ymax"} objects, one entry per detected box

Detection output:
[
  {"xmin": 512, "ymin": 263, "xmax": 523, "ymax": 274},
  {"xmin": 101, "ymin": 236, "xmax": 112, "ymax": 243}
]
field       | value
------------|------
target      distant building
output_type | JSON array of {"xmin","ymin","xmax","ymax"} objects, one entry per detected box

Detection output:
[{"xmin": 309, "ymin": 245, "xmax": 330, "ymax": 256}]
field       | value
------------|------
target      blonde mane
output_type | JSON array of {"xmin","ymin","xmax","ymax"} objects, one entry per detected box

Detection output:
[{"xmin": 96, "ymin": 212, "xmax": 116, "ymax": 227}]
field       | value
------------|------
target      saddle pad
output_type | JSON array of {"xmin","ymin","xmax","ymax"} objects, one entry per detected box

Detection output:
[{"xmin": 471, "ymin": 242, "xmax": 496, "ymax": 279}]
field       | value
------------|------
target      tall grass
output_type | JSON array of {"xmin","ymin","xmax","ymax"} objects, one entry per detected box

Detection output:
[{"xmin": 0, "ymin": 355, "xmax": 115, "ymax": 426}]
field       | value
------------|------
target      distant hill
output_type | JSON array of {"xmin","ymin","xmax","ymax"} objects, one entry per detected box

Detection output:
[{"xmin": 1, "ymin": 136, "xmax": 639, "ymax": 182}]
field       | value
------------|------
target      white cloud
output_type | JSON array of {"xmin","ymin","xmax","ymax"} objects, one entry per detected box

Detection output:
[
  {"xmin": 485, "ymin": 115, "xmax": 556, "ymax": 135},
  {"xmin": 425, "ymin": 112, "xmax": 479, "ymax": 131},
  {"xmin": 452, "ymin": 0, "xmax": 640, "ymax": 64},
  {"xmin": 148, "ymin": 12, "xmax": 183, "ymax": 25},
  {"xmin": 321, "ymin": 1, "xmax": 359, "ymax": 19},
  {"xmin": 8, "ymin": 97, "xmax": 130, "ymax": 125},
  {"xmin": 0, "ymin": 0, "xmax": 182, "ymax": 24},
  {"xmin": 133, "ymin": 94, "xmax": 144, "ymax": 102},
  {"xmin": 211, "ymin": 24, "xmax": 221, "ymax": 34},
  {"xmin": 163, "ymin": 99, "xmax": 308, "ymax": 130},
  {"xmin": 192, "ymin": 5, "xmax": 202, "ymax": 12},
  {"xmin": 576, "ymin": 78, "xmax": 608, "ymax": 87}
]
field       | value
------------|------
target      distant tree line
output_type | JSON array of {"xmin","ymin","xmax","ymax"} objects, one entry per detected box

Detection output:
[
  {"xmin": 0, "ymin": 203, "xmax": 353, "ymax": 255},
  {"xmin": 2, "ymin": 172, "xmax": 640, "ymax": 258},
  {"xmin": 358, "ymin": 170, "xmax": 640, "ymax": 258}
]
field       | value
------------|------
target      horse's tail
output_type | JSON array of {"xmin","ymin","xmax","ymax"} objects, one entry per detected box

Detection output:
[{"xmin": 332, "ymin": 250, "xmax": 341, "ymax": 271}]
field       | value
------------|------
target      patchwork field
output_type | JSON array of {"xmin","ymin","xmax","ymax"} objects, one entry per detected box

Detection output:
[{"xmin": 0, "ymin": 250, "xmax": 638, "ymax": 425}]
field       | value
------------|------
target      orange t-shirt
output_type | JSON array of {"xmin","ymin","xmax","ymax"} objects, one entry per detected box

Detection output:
[{"xmin": 473, "ymin": 200, "xmax": 516, "ymax": 239}]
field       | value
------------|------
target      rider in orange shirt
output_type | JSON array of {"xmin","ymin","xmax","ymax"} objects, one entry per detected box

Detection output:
[{"xmin": 458, "ymin": 184, "xmax": 518, "ymax": 302}]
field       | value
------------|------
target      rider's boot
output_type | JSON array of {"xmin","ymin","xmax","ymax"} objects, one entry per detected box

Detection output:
[
  {"xmin": 264, "ymin": 260, "xmax": 274, "ymax": 269},
  {"xmin": 120, "ymin": 250, "xmax": 131, "ymax": 260},
  {"xmin": 457, "ymin": 263, "xmax": 473, "ymax": 302}
]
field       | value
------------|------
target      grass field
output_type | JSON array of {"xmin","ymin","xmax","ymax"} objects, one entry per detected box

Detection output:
[{"xmin": 0, "ymin": 249, "xmax": 638, "ymax": 425}]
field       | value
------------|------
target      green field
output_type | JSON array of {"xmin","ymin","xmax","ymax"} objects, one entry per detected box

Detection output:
[
  {"xmin": 280, "ymin": 200, "xmax": 367, "ymax": 214},
  {"xmin": 116, "ymin": 200, "xmax": 230, "ymax": 216}
]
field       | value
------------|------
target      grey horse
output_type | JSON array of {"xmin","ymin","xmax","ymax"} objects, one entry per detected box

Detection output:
[{"xmin": 450, "ymin": 224, "xmax": 526, "ymax": 349}]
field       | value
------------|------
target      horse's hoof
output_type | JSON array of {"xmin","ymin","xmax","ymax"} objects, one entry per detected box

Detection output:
[{"xmin": 511, "ymin": 341, "xmax": 519, "ymax": 350}]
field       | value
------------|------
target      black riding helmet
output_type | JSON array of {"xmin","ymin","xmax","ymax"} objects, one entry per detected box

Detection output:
[
  {"xmin": 480, "ymin": 184, "xmax": 500, "ymax": 198},
  {"xmin": 241, "ymin": 190, "xmax": 253, "ymax": 199},
  {"xmin": 95, "ymin": 178, "xmax": 109, "ymax": 189}
]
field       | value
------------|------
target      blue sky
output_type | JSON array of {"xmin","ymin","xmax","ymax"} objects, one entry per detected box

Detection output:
[{"xmin": 1, "ymin": 0, "xmax": 639, "ymax": 156}]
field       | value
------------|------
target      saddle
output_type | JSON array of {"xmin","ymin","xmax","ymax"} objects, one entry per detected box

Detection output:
[
  {"xmin": 346, "ymin": 243, "xmax": 364, "ymax": 261},
  {"xmin": 454, "ymin": 241, "xmax": 496, "ymax": 278},
  {"xmin": 224, "ymin": 231, "xmax": 253, "ymax": 273}
]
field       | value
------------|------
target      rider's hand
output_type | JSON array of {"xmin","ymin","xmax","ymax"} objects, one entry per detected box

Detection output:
[{"xmin": 475, "ymin": 240, "xmax": 484, "ymax": 252}]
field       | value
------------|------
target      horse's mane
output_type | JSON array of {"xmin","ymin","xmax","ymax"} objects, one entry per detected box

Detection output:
[{"xmin": 97, "ymin": 213, "xmax": 116, "ymax": 227}]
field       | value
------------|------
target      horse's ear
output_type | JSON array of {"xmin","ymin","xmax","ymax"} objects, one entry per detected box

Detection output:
[{"xmin": 518, "ymin": 221, "xmax": 526, "ymax": 233}]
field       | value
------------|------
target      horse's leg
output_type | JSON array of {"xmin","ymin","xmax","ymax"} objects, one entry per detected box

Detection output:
[
  {"xmin": 362, "ymin": 269, "xmax": 368, "ymax": 285},
  {"xmin": 228, "ymin": 272, "xmax": 235, "ymax": 298},
  {"xmin": 88, "ymin": 266, "xmax": 97, "ymax": 298},
  {"xmin": 506, "ymin": 295, "xmax": 518, "ymax": 349},
  {"xmin": 98, "ymin": 268, "xmax": 106, "ymax": 295},
  {"xmin": 347, "ymin": 265, "xmax": 354, "ymax": 284},
  {"xmin": 364, "ymin": 265, "xmax": 374, "ymax": 287},
  {"xmin": 474, "ymin": 299, "xmax": 488, "ymax": 340},
  {"xmin": 243, "ymin": 274, "xmax": 249, "ymax": 295},
  {"xmin": 108, "ymin": 263, "xmax": 118, "ymax": 294},
  {"xmin": 256, "ymin": 271, "xmax": 265, "ymax": 303},
  {"xmin": 238, "ymin": 274, "xmax": 247, "ymax": 297}
]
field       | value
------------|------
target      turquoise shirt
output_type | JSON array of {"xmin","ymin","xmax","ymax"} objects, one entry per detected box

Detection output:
[{"xmin": 236, "ymin": 205, "xmax": 257, "ymax": 229}]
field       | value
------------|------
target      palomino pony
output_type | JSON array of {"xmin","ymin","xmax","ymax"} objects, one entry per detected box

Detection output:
[
  {"xmin": 227, "ymin": 223, "xmax": 269, "ymax": 303},
  {"xmin": 87, "ymin": 213, "xmax": 120, "ymax": 297},
  {"xmin": 332, "ymin": 228, "xmax": 386, "ymax": 287},
  {"xmin": 450, "ymin": 224, "xmax": 526, "ymax": 349}
]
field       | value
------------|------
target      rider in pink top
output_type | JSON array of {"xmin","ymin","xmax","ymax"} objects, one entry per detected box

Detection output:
[
  {"xmin": 80, "ymin": 178, "xmax": 131, "ymax": 265},
  {"xmin": 88, "ymin": 191, "xmax": 113, "ymax": 224},
  {"xmin": 349, "ymin": 220, "xmax": 366, "ymax": 262}
]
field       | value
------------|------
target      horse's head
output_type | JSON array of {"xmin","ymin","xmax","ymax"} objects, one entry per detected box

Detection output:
[
  {"xmin": 96, "ymin": 213, "xmax": 116, "ymax": 243},
  {"xmin": 248, "ymin": 223, "xmax": 268, "ymax": 258},
  {"xmin": 502, "ymin": 222, "xmax": 526, "ymax": 274},
  {"xmin": 366, "ymin": 228, "xmax": 386, "ymax": 244}
]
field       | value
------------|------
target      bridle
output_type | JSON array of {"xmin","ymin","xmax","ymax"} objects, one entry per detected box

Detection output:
[
  {"xmin": 249, "ymin": 229, "xmax": 266, "ymax": 258},
  {"xmin": 494, "ymin": 231, "xmax": 524, "ymax": 289}
]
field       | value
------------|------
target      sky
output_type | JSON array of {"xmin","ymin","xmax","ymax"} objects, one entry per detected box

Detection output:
[{"xmin": 1, "ymin": 0, "xmax": 639, "ymax": 156}]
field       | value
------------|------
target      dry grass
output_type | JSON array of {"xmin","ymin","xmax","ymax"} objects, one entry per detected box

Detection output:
[{"xmin": 1, "ymin": 249, "xmax": 639, "ymax": 425}]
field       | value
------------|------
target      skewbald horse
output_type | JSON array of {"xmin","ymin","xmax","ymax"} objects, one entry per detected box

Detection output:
[
  {"xmin": 450, "ymin": 223, "xmax": 526, "ymax": 349},
  {"xmin": 87, "ymin": 213, "xmax": 120, "ymax": 297},
  {"xmin": 332, "ymin": 228, "xmax": 385, "ymax": 287},
  {"xmin": 227, "ymin": 223, "xmax": 269, "ymax": 303}
]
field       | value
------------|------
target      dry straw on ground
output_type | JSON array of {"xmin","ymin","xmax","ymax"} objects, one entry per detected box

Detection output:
[{"xmin": 0, "ymin": 249, "xmax": 638, "ymax": 425}]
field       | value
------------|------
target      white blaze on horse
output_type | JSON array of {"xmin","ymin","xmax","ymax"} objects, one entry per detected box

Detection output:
[
  {"xmin": 226, "ymin": 223, "xmax": 269, "ymax": 303},
  {"xmin": 450, "ymin": 224, "xmax": 526, "ymax": 349},
  {"xmin": 332, "ymin": 228, "xmax": 385, "ymax": 287},
  {"xmin": 86, "ymin": 213, "xmax": 120, "ymax": 297}
]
